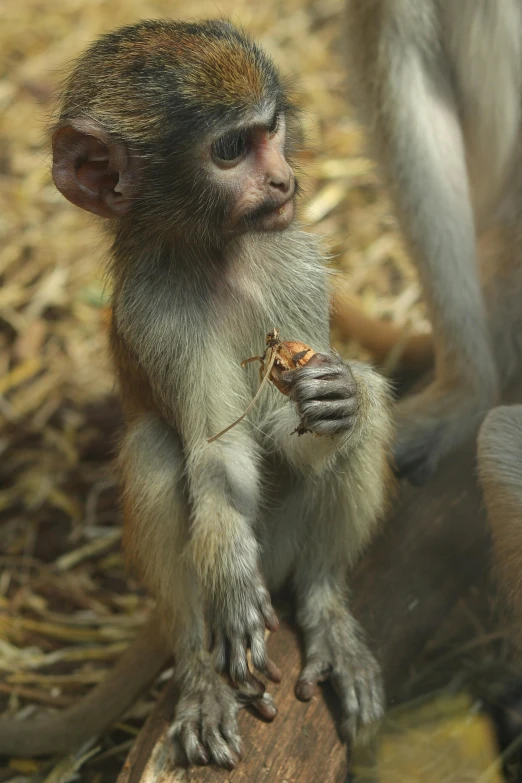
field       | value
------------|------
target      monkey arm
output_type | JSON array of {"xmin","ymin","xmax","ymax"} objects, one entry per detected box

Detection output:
[{"xmin": 182, "ymin": 435, "xmax": 281, "ymax": 686}]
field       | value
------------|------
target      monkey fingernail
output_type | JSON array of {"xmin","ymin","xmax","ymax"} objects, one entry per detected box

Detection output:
[
  {"xmin": 224, "ymin": 753, "xmax": 240, "ymax": 770},
  {"xmin": 259, "ymin": 701, "xmax": 278, "ymax": 721},
  {"xmin": 252, "ymin": 693, "xmax": 278, "ymax": 721},
  {"xmin": 295, "ymin": 680, "xmax": 316, "ymax": 701},
  {"xmin": 192, "ymin": 747, "xmax": 209, "ymax": 766},
  {"xmin": 264, "ymin": 611, "xmax": 279, "ymax": 632},
  {"xmin": 265, "ymin": 659, "xmax": 282, "ymax": 683}
]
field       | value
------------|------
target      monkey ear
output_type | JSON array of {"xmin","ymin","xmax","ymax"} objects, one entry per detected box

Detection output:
[{"xmin": 52, "ymin": 119, "xmax": 137, "ymax": 218}]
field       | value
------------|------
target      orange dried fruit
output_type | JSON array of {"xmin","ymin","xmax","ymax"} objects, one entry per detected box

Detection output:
[
  {"xmin": 263, "ymin": 335, "xmax": 316, "ymax": 394},
  {"xmin": 208, "ymin": 329, "xmax": 317, "ymax": 443}
]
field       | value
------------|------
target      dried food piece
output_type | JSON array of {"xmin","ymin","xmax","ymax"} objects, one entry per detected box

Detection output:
[{"xmin": 208, "ymin": 329, "xmax": 317, "ymax": 442}]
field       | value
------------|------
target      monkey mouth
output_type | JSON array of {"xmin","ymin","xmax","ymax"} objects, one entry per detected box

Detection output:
[{"xmin": 245, "ymin": 193, "xmax": 296, "ymax": 232}]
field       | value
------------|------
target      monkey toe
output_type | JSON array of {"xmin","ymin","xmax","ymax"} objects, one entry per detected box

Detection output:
[
  {"xmin": 393, "ymin": 447, "xmax": 439, "ymax": 486},
  {"xmin": 297, "ymin": 635, "xmax": 384, "ymax": 740},
  {"xmin": 170, "ymin": 720, "xmax": 210, "ymax": 767},
  {"xmin": 241, "ymin": 690, "xmax": 278, "ymax": 720},
  {"xmin": 392, "ymin": 426, "xmax": 442, "ymax": 485},
  {"xmin": 295, "ymin": 656, "xmax": 332, "ymax": 701},
  {"xmin": 201, "ymin": 724, "xmax": 241, "ymax": 769}
]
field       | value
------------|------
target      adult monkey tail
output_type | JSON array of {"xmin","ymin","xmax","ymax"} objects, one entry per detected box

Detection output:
[
  {"xmin": 0, "ymin": 614, "xmax": 169, "ymax": 757},
  {"xmin": 331, "ymin": 282, "xmax": 434, "ymax": 373}
]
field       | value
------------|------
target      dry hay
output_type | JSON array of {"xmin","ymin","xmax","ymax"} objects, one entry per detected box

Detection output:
[{"xmin": 0, "ymin": 0, "xmax": 427, "ymax": 779}]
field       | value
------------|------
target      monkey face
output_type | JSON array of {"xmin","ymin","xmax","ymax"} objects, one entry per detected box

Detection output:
[
  {"xmin": 208, "ymin": 113, "xmax": 297, "ymax": 235},
  {"xmin": 51, "ymin": 19, "xmax": 301, "ymax": 247}
]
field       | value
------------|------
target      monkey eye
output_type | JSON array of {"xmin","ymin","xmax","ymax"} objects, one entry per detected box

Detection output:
[
  {"xmin": 212, "ymin": 130, "xmax": 248, "ymax": 165},
  {"xmin": 267, "ymin": 112, "xmax": 280, "ymax": 135}
]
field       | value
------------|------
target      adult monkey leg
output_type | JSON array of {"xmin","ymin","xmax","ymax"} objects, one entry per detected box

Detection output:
[
  {"xmin": 345, "ymin": 1, "xmax": 522, "ymax": 484},
  {"xmin": 478, "ymin": 405, "xmax": 522, "ymax": 650}
]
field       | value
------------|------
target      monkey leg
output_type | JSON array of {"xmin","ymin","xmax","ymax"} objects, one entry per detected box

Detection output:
[
  {"xmin": 263, "ymin": 470, "xmax": 385, "ymax": 742},
  {"xmin": 392, "ymin": 384, "xmax": 493, "ymax": 485},
  {"xmin": 293, "ymin": 563, "xmax": 383, "ymax": 741},
  {"xmin": 347, "ymin": 27, "xmax": 500, "ymax": 484},
  {"xmin": 396, "ymin": 221, "xmax": 522, "ymax": 485},
  {"xmin": 478, "ymin": 405, "xmax": 522, "ymax": 649}
]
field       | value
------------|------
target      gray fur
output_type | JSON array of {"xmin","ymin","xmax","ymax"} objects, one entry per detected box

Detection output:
[
  {"xmin": 346, "ymin": 0, "xmax": 522, "ymax": 484},
  {"xmin": 116, "ymin": 224, "xmax": 392, "ymax": 766},
  {"xmin": 478, "ymin": 405, "xmax": 522, "ymax": 649},
  {"xmin": 52, "ymin": 20, "xmax": 393, "ymax": 768}
]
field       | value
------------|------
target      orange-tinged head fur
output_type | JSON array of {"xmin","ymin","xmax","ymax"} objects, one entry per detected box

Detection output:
[
  {"xmin": 57, "ymin": 20, "xmax": 288, "ymax": 147},
  {"xmin": 54, "ymin": 19, "xmax": 298, "ymax": 242}
]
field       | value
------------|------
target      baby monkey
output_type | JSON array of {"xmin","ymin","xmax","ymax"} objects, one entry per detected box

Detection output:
[{"xmin": 49, "ymin": 20, "xmax": 392, "ymax": 768}]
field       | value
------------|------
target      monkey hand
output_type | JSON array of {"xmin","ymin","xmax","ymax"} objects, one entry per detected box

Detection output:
[
  {"xmin": 170, "ymin": 656, "xmax": 278, "ymax": 769},
  {"xmin": 280, "ymin": 353, "xmax": 359, "ymax": 436},
  {"xmin": 210, "ymin": 576, "xmax": 282, "ymax": 693}
]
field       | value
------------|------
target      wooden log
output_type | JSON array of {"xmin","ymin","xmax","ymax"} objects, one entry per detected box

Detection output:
[{"xmin": 117, "ymin": 379, "xmax": 522, "ymax": 782}]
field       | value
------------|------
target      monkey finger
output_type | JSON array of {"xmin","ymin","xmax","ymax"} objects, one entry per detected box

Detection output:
[
  {"xmin": 283, "ymin": 363, "xmax": 346, "ymax": 385},
  {"xmin": 171, "ymin": 734, "xmax": 189, "ymax": 767},
  {"xmin": 212, "ymin": 628, "xmax": 228, "ymax": 674},
  {"xmin": 229, "ymin": 636, "xmax": 266, "ymax": 695},
  {"xmin": 229, "ymin": 637, "xmax": 250, "ymax": 684},
  {"xmin": 353, "ymin": 670, "xmax": 384, "ymax": 728},
  {"xmin": 279, "ymin": 364, "xmax": 342, "ymax": 392},
  {"xmin": 304, "ymin": 417, "xmax": 355, "ymax": 436},
  {"xmin": 331, "ymin": 666, "xmax": 384, "ymax": 742},
  {"xmin": 237, "ymin": 686, "xmax": 278, "ymax": 720},
  {"xmin": 264, "ymin": 656, "xmax": 282, "ymax": 683},
  {"xmin": 392, "ymin": 439, "xmax": 439, "ymax": 486},
  {"xmin": 220, "ymin": 717, "xmax": 243, "ymax": 758},
  {"xmin": 248, "ymin": 691, "xmax": 278, "ymax": 721},
  {"xmin": 292, "ymin": 377, "xmax": 357, "ymax": 404},
  {"xmin": 250, "ymin": 628, "xmax": 282, "ymax": 682},
  {"xmin": 176, "ymin": 721, "xmax": 209, "ymax": 766},
  {"xmin": 201, "ymin": 724, "xmax": 240, "ymax": 770},
  {"xmin": 295, "ymin": 678, "xmax": 316, "ymax": 701},
  {"xmin": 300, "ymin": 399, "xmax": 357, "ymax": 422},
  {"xmin": 260, "ymin": 600, "xmax": 279, "ymax": 632},
  {"xmin": 305, "ymin": 352, "xmax": 344, "ymax": 369},
  {"xmin": 331, "ymin": 669, "xmax": 360, "ymax": 721}
]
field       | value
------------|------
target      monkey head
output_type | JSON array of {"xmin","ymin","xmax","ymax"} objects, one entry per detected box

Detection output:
[{"xmin": 52, "ymin": 20, "xmax": 300, "ymax": 247}]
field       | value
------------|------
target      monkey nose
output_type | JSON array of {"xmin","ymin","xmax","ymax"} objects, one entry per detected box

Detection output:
[{"xmin": 269, "ymin": 169, "xmax": 293, "ymax": 195}]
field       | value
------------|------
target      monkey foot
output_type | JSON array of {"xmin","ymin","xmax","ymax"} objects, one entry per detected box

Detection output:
[
  {"xmin": 392, "ymin": 385, "xmax": 494, "ymax": 486},
  {"xmin": 295, "ymin": 620, "xmax": 384, "ymax": 741},
  {"xmin": 169, "ymin": 668, "xmax": 241, "ymax": 769},
  {"xmin": 393, "ymin": 428, "xmax": 443, "ymax": 486}
]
